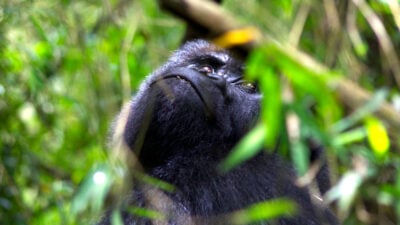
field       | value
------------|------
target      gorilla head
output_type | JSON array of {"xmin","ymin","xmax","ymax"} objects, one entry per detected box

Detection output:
[
  {"xmin": 104, "ymin": 40, "xmax": 338, "ymax": 225},
  {"xmin": 124, "ymin": 40, "xmax": 260, "ymax": 171}
]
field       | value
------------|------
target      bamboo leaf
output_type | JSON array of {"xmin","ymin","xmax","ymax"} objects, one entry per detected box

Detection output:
[{"xmin": 219, "ymin": 123, "xmax": 267, "ymax": 173}]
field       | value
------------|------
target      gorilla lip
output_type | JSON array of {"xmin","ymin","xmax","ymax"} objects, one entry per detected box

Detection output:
[{"xmin": 150, "ymin": 70, "xmax": 215, "ymax": 119}]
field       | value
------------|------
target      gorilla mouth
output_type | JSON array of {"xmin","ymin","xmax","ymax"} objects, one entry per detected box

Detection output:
[{"xmin": 150, "ymin": 68, "xmax": 215, "ymax": 119}]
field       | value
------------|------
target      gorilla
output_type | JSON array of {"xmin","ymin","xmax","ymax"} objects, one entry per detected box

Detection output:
[{"xmin": 99, "ymin": 40, "xmax": 338, "ymax": 225}]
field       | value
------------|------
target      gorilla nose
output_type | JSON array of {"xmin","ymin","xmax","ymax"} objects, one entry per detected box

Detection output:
[{"xmin": 207, "ymin": 73, "xmax": 232, "ymax": 101}]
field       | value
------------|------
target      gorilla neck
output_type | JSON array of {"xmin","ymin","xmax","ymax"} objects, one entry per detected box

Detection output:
[
  {"xmin": 137, "ymin": 110, "xmax": 240, "ymax": 170},
  {"xmin": 139, "ymin": 131, "xmax": 237, "ymax": 171},
  {"xmin": 148, "ymin": 152, "xmax": 298, "ymax": 216}
]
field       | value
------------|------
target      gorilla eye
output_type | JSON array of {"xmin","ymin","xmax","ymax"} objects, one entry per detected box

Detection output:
[
  {"xmin": 198, "ymin": 65, "xmax": 214, "ymax": 74},
  {"xmin": 238, "ymin": 81, "xmax": 258, "ymax": 93}
]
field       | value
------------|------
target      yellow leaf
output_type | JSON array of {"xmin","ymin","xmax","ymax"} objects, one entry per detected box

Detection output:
[
  {"xmin": 213, "ymin": 27, "xmax": 261, "ymax": 48},
  {"xmin": 365, "ymin": 117, "xmax": 390, "ymax": 157}
]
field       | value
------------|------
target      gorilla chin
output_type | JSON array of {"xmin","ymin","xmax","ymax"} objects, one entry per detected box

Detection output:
[{"xmin": 98, "ymin": 40, "xmax": 339, "ymax": 225}]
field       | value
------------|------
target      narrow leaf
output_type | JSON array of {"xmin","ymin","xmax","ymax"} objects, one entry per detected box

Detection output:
[
  {"xmin": 219, "ymin": 123, "xmax": 267, "ymax": 173},
  {"xmin": 231, "ymin": 198, "xmax": 298, "ymax": 225}
]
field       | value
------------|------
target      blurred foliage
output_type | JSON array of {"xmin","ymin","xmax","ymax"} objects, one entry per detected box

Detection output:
[
  {"xmin": 1, "ymin": 0, "xmax": 400, "ymax": 225},
  {"xmin": 0, "ymin": 0, "xmax": 183, "ymax": 224}
]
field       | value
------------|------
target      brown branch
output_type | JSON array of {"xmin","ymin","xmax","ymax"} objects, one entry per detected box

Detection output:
[
  {"xmin": 158, "ymin": 0, "xmax": 400, "ymax": 133},
  {"xmin": 352, "ymin": 0, "xmax": 400, "ymax": 88},
  {"xmin": 159, "ymin": 0, "xmax": 236, "ymax": 36}
]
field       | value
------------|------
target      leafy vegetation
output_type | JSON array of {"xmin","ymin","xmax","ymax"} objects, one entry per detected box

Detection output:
[{"xmin": 1, "ymin": 0, "xmax": 399, "ymax": 224}]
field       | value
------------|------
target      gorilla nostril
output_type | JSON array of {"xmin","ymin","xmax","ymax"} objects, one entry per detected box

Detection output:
[{"xmin": 207, "ymin": 72, "xmax": 223, "ymax": 83}]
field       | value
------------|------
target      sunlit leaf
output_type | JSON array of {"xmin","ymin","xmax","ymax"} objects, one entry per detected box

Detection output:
[
  {"xmin": 18, "ymin": 102, "xmax": 40, "ymax": 134},
  {"xmin": 34, "ymin": 41, "xmax": 52, "ymax": 59},
  {"xmin": 4, "ymin": 48, "xmax": 24, "ymax": 72},
  {"xmin": 353, "ymin": 41, "xmax": 368, "ymax": 58},
  {"xmin": 365, "ymin": 117, "xmax": 390, "ymax": 158}
]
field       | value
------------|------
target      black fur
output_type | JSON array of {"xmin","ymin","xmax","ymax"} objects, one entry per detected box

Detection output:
[{"xmin": 99, "ymin": 40, "xmax": 338, "ymax": 225}]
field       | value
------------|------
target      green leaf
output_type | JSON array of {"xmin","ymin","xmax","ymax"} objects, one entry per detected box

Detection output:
[
  {"xmin": 332, "ymin": 89, "xmax": 388, "ymax": 133},
  {"xmin": 247, "ymin": 48, "xmax": 282, "ymax": 147},
  {"xmin": 111, "ymin": 210, "xmax": 124, "ymax": 225},
  {"xmin": 333, "ymin": 127, "xmax": 367, "ymax": 147},
  {"xmin": 260, "ymin": 42, "xmax": 340, "ymax": 125},
  {"xmin": 134, "ymin": 172, "xmax": 175, "ymax": 193},
  {"xmin": 219, "ymin": 123, "xmax": 267, "ymax": 173},
  {"xmin": 232, "ymin": 198, "xmax": 298, "ymax": 225},
  {"xmin": 290, "ymin": 140, "xmax": 309, "ymax": 176},
  {"xmin": 259, "ymin": 68, "xmax": 282, "ymax": 147},
  {"xmin": 127, "ymin": 206, "xmax": 165, "ymax": 220}
]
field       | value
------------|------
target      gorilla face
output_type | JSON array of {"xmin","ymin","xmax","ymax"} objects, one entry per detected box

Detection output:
[{"xmin": 123, "ymin": 40, "xmax": 261, "ymax": 170}]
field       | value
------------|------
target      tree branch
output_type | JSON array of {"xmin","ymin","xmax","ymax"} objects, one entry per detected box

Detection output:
[{"xmin": 159, "ymin": 0, "xmax": 236, "ymax": 36}]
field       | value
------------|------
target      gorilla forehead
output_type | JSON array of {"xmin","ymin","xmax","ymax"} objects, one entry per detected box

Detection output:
[{"xmin": 168, "ymin": 40, "xmax": 231, "ymax": 66}]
